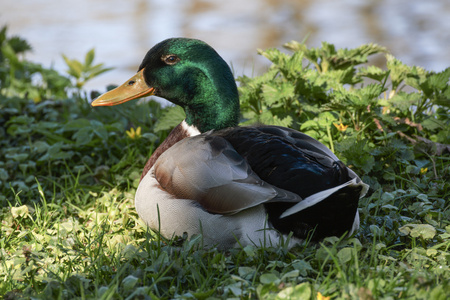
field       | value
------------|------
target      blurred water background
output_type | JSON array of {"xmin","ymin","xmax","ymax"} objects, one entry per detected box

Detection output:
[{"xmin": 1, "ymin": 0, "xmax": 449, "ymax": 93}]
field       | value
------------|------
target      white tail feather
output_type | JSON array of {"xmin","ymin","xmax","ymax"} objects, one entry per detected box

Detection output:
[{"xmin": 279, "ymin": 178, "xmax": 358, "ymax": 219}]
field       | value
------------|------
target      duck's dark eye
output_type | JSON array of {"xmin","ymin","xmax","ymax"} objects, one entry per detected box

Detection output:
[{"xmin": 163, "ymin": 54, "xmax": 179, "ymax": 65}]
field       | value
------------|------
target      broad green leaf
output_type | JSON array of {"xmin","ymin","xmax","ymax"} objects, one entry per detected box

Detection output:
[
  {"xmin": 381, "ymin": 204, "xmax": 398, "ymax": 211},
  {"xmin": 122, "ymin": 275, "xmax": 139, "ymax": 291},
  {"xmin": 259, "ymin": 111, "xmax": 293, "ymax": 127},
  {"xmin": 73, "ymin": 127, "xmax": 93, "ymax": 146},
  {"xmin": 280, "ymin": 270, "xmax": 299, "ymax": 281},
  {"xmin": 291, "ymin": 259, "xmax": 313, "ymax": 277},
  {"xmin": 358, "ymin": 83, "xmax": 386, "ymax": 101},
  {"xmin": 32, "ymin": 141, "xmax": 50, "ymax": 153},
  {"xmin": 243, "ymin": 245, "xmax": 256, "ymax": 257},
  {"xmin": 276, "ymin": 282, "xmax": 311, "ymax": 300},
  {"xmin": 300, "ymin": 120, "xmax": 319, "ymax": 131},
  {"xmin": 11, "ymin": 205, "xmax": 32, "ymax": 218},
  {"xmin": 381, "ymin": 192, "xmax": 395, "ymax": 202},
  {"xmin": 260, "ymin": 273, "xmax": 280, "ymax": 284},
  {"xmin": 63, "ymin": 55, "xmax": 83, "ymax": 78},
  {"xmin": 154, "ymin": 105, "xmax": 186, "ymax": 132},
  {"xmin": 421, "ymin": 117, "xmax": 444, "ymax": 131},
  {"xmin": 359, "ymin": 65, "xmax": 390, "ymax": 82},
  {"xmin": 38, "ymin": 142, "xmax": 72, "ymax": 161},
  {"xmin": 389, "ymin": 92, "xmax": 421, "ymax": 111},
  {"xmin": 34, "ymin": 128, "xmax": 74, "ymax": 144},
  {"xmin": 317, "ymin": 111, "xmax": 338, "ymax": 127},
  {"xmin": 262, "ymin": 82, "xmax": 295, "ymax": 106},
  {"xmin": 283, "ymin": 40, "xmax": 308, "ymax": 52},
  {"xmin": 0, "ymin": 168, "xmax": 9, "ymax": 181},
  {"xmin": 424, "ymin": 67, "xmax": 450, "ymax": 91},
  {"xmin": 238, "ymin": 267, "xmax": 255, "ymax": 278},
  {"xmin": 5, "ymin": 153, "xmax": 28, "ymax": 162},
  {"xmin": 259, "ymin": 48, "xmax": 288, "ymax": 65},
  {"xmin": 1, "ymin": 43, "xmax": 20, "ymax": 67},
  {"xmin": 90, "ymin": 120, "xmax": 108, "ymax": 140},
  {"xmin": 64, "ymin": 118, "xmax": 91, "ymax": 131},
  {"xmin": 429, "ymin": 285, "xmax": 448, "ymax": 300},
  {"xmin": 399, "ymin": 224, "xmax": 437, "ymax": 239},
  {"xmin": 410, "ymin": 224, "xmax": 436, "ymax": 239},
  {"xmin": 85, "ymin": 48, "xmax": 95, "ymax": 68},
  {"xmin": 386, "ymin": 54, "xmax": 412, "ymax": 90},
  {"xmin": 337, "ymin": 247, "xmax": 353, "ymax": 264},
  {"xmin": 86, "ymin": 63, "xmax": 114, "ymax": 80},
  {"xmin": 285, "ymin": 50, "xmax": 305, "ymax": 75},
  {"xmin": 7, "ymin": 35, "xmax": 32, "ymax": 54}
]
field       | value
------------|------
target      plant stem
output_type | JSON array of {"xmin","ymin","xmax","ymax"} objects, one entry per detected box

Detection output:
[{"xmin": 326, "ymin": 123, "xmax": 334, "ymax": 153}]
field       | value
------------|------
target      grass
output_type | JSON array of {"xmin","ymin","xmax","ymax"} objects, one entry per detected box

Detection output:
[
  {"xmin": 2, "ymin": 184, "xmax": 448, "ymax": 299},
  {"xmin": 1, "ymin": 27, "xmax": 449, "ymax": 299}
]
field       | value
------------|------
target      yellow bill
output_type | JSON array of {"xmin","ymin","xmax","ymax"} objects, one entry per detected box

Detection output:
[{"xmin": 91, "ymin": 69, "xmax": 155, "ymax": 106}]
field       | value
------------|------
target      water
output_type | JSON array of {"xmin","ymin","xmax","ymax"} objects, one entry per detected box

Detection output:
[{"xmin": 2, "ymin": 0, "xmax": 449, "ymax": 93}]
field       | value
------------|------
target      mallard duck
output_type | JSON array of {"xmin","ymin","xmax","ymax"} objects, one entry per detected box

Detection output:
[{"xmin": 92, "ymin": 38, "xmax": 368, "ymax": 249}]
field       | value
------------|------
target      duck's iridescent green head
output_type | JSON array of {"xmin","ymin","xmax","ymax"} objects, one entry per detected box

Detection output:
[{"xmin": 92, "ymin": 38, "xmax": 240, "ymax": 132}]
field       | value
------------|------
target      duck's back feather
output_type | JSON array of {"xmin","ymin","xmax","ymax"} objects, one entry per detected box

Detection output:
[
  {"xmin": 152, "ymin": 125, "xmax": 368, "ymax": 242},
  {"xmin": 214, "ymin": 126, "xmax": 348, "ymax": 198},
  {"xmin": 154, "ymin": 131, "xmax": 302, "ymax": 215}
]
